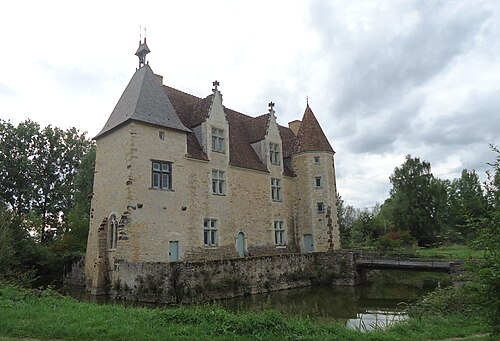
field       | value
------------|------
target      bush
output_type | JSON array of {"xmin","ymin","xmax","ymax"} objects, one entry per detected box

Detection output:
[{"xmin": 376, "ymin": 231, "xmax": 417, "ymax": 251}]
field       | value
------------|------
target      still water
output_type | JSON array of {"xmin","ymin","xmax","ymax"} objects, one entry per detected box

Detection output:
[
  {"xmin": 218, "ymin": 271, "xmax": 451, "ymax": 330},
  {"xmin": 64, "ymin": 270, "xmax": 451, "ymax": 331}
]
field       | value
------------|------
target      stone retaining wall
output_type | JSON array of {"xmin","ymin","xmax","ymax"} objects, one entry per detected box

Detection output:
[{"xmin": 109, "ymin": 250, "xmax": 359, "ymax": 304}]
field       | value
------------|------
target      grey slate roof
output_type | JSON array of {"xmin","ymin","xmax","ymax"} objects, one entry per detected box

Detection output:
[{"xmin": 95, "ymin": 65, "xmax": 190, "ymax": 139}]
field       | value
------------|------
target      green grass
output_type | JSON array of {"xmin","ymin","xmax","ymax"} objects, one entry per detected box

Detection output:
[
  {"xmin": 0, "ymin": 284, "xmax": 490, "ymax": 341},
  {"xmin": 415, "ymin": 245, "xmax": 485, "ymax": 259}
]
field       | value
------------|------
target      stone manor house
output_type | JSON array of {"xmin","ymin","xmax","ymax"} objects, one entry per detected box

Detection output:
[{"xmin": 84, "ymin": 39, "xmax": 340, "ymax": 293}]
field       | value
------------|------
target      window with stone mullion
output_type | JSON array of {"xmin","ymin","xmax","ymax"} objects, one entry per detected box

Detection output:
[
  {"xmin": 203, "ymin": 219, "xmax": 218, "ymax": 246},
  {"xmin": 274, "ymin": 221, "xmax": 285, "ymax": 245},
  {"xmin": 271, "ymin": 178, "xmax": 282, "ymax": 201},
  {"xmin": 269, "ymin": 143, "xmax": 280, "ymax": 165},
  {"xmin": 211, "ymin": 170, "xmax": 225, "ymax": 195}
]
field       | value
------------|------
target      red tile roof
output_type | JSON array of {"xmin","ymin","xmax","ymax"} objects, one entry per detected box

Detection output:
[
  {"xmin": 296, "ymin": 105, "xmax": 334, "ymax": 153},
  {"xmin": 161, "ymin": 86, "xmax": 332, "ymax": 174}
]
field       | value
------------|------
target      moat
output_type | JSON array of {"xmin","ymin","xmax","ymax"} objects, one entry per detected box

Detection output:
[{"xmin": 65, "ymin": 270, "xmax": 451, "ymax": 330}]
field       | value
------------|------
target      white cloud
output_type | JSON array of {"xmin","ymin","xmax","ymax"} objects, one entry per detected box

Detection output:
[{"xmin": 0, "ymin": 0, "xmax": 498, "ymax": 207}]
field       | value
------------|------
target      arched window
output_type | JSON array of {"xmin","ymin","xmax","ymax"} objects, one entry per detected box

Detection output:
[{"xmin": 109, "ymin": 214, "xmax": 118, "ymax": 250}]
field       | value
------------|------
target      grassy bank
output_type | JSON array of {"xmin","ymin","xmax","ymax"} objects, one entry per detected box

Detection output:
[
  {"xmin": 0, "ymin": 284, "xmax": 490, "ymax": 341},
  {"xmin": 415, "ymin": 245, "xmax": 485, "ymax": 259}
]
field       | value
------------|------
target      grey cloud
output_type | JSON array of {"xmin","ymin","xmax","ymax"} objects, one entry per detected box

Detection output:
[
  {"xmin": 38, "ymin": 61, "xmax": 106, "ymax": 95},
  {"xmin": 412, "ymin": 89, "xmax": 500, "ymax": 147},
  {"xmin": 308, "ymin": 0, "xmax": 490, "ymax": 118}
]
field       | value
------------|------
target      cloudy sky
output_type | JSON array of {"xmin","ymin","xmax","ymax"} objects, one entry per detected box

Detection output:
[{"xmin": 1, "ymin": 0, "xmax": 499, "ymax": 208}]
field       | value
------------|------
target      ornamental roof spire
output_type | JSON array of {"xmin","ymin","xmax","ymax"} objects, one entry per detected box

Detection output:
[{"xmin": 135, "ymin": 27, "xmax": 151, "ymax": 69}]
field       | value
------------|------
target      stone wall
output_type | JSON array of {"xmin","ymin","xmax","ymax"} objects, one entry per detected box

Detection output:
[
  {"xmin": 63, "ymin": 256, "xmax": 86, "ymax": 286},
  {"xmin": 109, "ymin": 250, "xmax": 359, "ymax": 304}
]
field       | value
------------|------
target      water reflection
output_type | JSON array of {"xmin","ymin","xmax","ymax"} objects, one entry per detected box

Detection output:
[
  {"xmin": 63, "ymin": 270, "xmax": 451, "ymax": 330},
  {"xmin": 219, "ymin": 271, "xmax": 451, "ymax": 329}
]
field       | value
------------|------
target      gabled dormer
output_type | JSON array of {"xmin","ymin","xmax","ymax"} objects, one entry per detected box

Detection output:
[
  {"xmin": 249, "ymin": 102, "xmax": 284, "ymax": 173},
  {"xmin": 203, "ymin": 81, "xmax": 229, "ymax": 167}
]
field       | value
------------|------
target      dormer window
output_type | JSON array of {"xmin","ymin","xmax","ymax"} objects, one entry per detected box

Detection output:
[
  {"xmin": 211, "ymin": 127, "xmax": 225, "ymax": 153},
  {"xmin": 269, "ymin": 143, "xmax": 280, "ymax": 165}
]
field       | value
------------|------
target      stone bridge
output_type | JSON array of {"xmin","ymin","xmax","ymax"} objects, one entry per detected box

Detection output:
[{"xmin": 353, "ymin": 252, "xmax": 465, "ymax": 285}]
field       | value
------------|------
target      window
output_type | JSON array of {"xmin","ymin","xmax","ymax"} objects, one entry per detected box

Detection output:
[
  {"xmin": 315, "ymin": 176, "xmax": 322, "ymax": 188},
  {"xmin": 274, "ymin": 221, "xmax": 285, "ymax": 246},
  {"xmin": 211, "ymin": 127, "xmax": 225, "ymax": 152},
  {"xmin": 203, "ymin": 219, "xmax": 218, "ymax": 246},
  {"xmin": 108, "ymin": 214, "xmax": 118, "ymax": 250},
  {"xmin": 269, "ymin": 143, "xmax": 280, "ymax": 165},
  {"xmin": 159, "ymin": 131, "xmax": 165, "ymax": 140},
  {"xmin": 314, "ymin": 156, "xmax": 320, "ymax": 164},
  {"xmin": 271, "ymin": 178, "xmax": 282, "ymax": 201},
  {"xmin": 211, "ymin": 170, "xmax": 225, "ymax": 195},
  {"xmin": 317, "ymin": 202, "xmax": 325, "ymax": 213},
  {"xmin": 152, "ymin": 161, "xmax": 172, "ymax": 190}
]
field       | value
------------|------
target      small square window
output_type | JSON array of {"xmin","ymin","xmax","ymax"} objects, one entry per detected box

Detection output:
[
  {"xmin": 314, "ymin": 156, "xmax": 320, "ymax": 164},
  {"xmin": 315, "ymin": 176, "xmax": 322, "ymax": 188},
  {"xmin": 317, "ymin": 202, "xmax": 324, "ymax": 213},
  {"xmin": 159, "ymin": 131, "xmax": 165, "ymax": 140}
]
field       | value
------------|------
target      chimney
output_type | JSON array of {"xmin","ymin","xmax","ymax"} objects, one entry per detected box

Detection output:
[
  {"xmin": 288, "ymin": 120, "xmax": 301, "ymax": 135},
  {"xmin": 155, "ymin": 74, "xmax": 163, "ymax": 85}
]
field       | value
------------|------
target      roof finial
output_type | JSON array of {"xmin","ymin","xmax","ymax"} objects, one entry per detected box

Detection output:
[
  {"xmin": 135, "ymin": 26, "xmax": 151, "ymax": 69},
  {"xmin": 212, "ymin": 80, "xmax": 220, "ymax": 92},
  {"xmin": 306, "ymin": 95, "xmax": 309, "ymax": 107},
  {"xmin": 268, "ymin": 101, "xmax": 275, "ymax": 115}
]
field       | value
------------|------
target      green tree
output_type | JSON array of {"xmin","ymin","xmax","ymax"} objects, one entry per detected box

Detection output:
[
  {"xmin": 351, "ymin": 206, "xmax": 385, "ymax": 246},
  {"xmin": 32, "ymin": 125, "xmax": 92, "ymax": 243},
  {"xmin": 389, "ymin": 155, "xmax": 444, "ymax": 245},
  {"xmin": 51, "ymin": 145, "xmax": 96, "ymax": 254},
  {"xmin": 447, "ymin": 169, "xmax": 487, "ymax": 241},
  {"xmin": 0, "ymin": 120, "xmax": 40, "ymax": 214},
  {"xmin": 471, "ymin": 145, "xmax": 500, "ymax": 335},
  {"xmin": 337, "ymin": 194, "xmax": 356, "ymax": 248}
]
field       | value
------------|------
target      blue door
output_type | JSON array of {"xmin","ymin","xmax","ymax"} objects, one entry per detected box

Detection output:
[
  {"xmin": 237, "ymin": 232, "xmax": 246, "ymax": 257},
  {"xmin": 304, "ymin": 234, "xmax": 314, "ymax": 252},
  {"xmin": 169, "ymin": 241, "xmax": 179, "ymax": 261}
]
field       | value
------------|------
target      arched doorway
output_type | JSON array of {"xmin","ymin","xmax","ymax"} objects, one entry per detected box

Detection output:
[{"xmin": 236, "ymin": 232, "xmax": 246, "ymax": 257}]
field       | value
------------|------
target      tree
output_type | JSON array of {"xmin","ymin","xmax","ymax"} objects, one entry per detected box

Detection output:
[
  {"xmin": 51, "ymin": 145, "xmax": 96, "ymax": 254},
  {"xmin": 0, "ymin": 120, "xmax": 40, "ymax": 214},
  {"xmin": 389, "ymin": 155, "xmax": 444, "ymax": 246},
  {"xmin": 337, "ymin": 194, "xmax": 356, "ymax": 248},
  {"xmin": 447, "ymin": 169, "xmax": 487, "ymax": 241},
  {"xmin": 0, "ymin": 120, "xmax": 92, "ymax": 244},
  {"xmin": 471, "ymin": 145, "xmax": 500, "ymax": 335}
]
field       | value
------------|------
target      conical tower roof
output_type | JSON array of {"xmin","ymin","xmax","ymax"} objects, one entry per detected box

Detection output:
[
  {"xmin": 95, "ymin": 64, "xmax": 190, "ymax": 139},
  {"xmin": 295, "ymin": 104, "xmax": 334, "ymax": 153}
]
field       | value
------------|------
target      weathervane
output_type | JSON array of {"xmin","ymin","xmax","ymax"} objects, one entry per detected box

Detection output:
[{"xmin": 135, "ymin": 26, "xmax": 151, "ymax": 69}]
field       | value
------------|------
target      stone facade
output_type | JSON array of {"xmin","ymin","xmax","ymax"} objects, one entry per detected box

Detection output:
[
  {"xmin": 110, "ymin": 251, "xmax": 359, "ymax": 304},
  {"xmin": 84, "ymin": 42, "xmax": 340, "ymax": 295}
]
